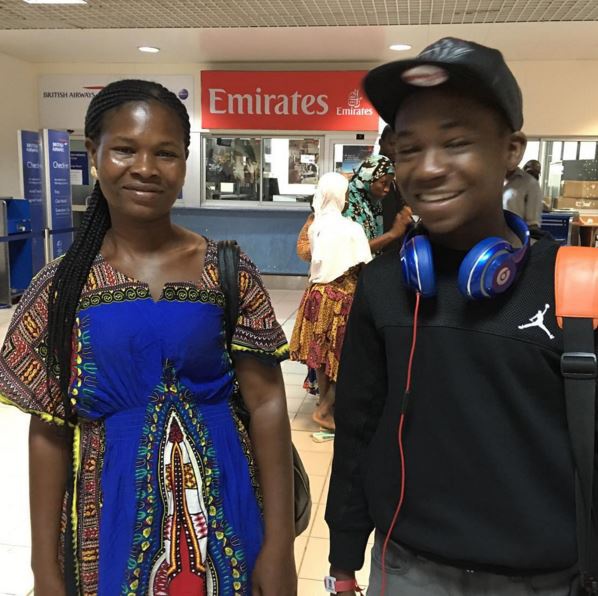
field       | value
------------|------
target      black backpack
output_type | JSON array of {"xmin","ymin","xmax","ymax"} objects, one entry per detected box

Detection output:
[{"xmin": 217, "ymin": 240, "xmax": 312, "ymax": 537}]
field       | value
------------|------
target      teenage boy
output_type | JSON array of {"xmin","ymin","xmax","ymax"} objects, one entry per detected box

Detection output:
[{"xmin": 325, "ymin": 38, "xmax": 595, "ymax": 595}]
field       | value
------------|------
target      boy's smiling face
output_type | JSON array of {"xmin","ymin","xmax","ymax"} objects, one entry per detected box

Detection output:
[{"xmin": 394, "ymin": 86, "xmax": 526, "ymax": 249}]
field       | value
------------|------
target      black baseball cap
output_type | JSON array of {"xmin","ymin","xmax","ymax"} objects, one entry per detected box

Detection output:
[{"xmin": 364, "ymin": 37, "xmax": 523, "ymax": 131}]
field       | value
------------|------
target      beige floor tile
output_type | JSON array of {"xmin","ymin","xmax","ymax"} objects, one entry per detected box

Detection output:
[
  {"xmin": 302, "ymin": 500, "xmax": 318, "ymax": 537},
  {"xmin": 284, "ymin": 376, "xmax": 309, "ymax": 389},
  {"xmin": 310, "ymin": 502, "xmax": 329, "ymax": 540},
  {"xmin": 287, "ymin": 396, "xmax": 306, "ymax": 414},
  {"xmin": 320, "ymin": 474, "xmax": 331, "ymax": 503},
  {"xmin": 298, "ymin": 577, "xmax": 326, "ymax": 596},
  {"xmin": 292, "ymin": 429, "xmax": 334, "ymax": 454},
  {"xmin": 286, "ymin": 384, "xmax": 309, "ymax": 400},
  {"xmin": 298, "ymin": 536, "xmax": 329, "ymax": 581},
  {"xmin": 294, "ymin": 535, "xmax": 308, "ymax": 573},
  {"xmin": 307, "ymin": 473, "xmax": 326, "ymax": 505},
  {"xmin": 299, "ymin": 450, "xmax": 332, "ymax": 478},
  {"xmin": 291, "ymin": 413, "xmax": 321, "ymax": 432},
  {"xmin": 297, "ymin": 399, "xmax": 317, "ymax": 416},
  {"xmin": 282, "ymin": 359, "xmax": 310, "ymax": 374}
]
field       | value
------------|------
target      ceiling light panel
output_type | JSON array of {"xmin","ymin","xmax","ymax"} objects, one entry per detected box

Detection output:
[
  {"xmin": 2, "ymin": 0, "xmax": 598, "ymax": 29},
  {"xmin": 23, "ymin": 0, "xmax": 86, "ymax": 4}
]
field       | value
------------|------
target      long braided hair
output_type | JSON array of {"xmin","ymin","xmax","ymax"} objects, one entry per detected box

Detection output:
[{"xmin": 45, "ymin": 79, "xmax": 190, "ymax": 594}]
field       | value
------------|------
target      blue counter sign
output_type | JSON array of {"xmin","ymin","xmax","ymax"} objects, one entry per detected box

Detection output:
[
  {"xmin": 43, "ymin": 129, "xmax": 73, "ymax": 260},
  {"xmin": 18, "ymin": 130, "xmax": 45, "ymax": 272}
]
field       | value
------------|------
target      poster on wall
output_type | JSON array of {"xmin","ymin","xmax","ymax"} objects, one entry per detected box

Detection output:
[
  {"xmin": 340, "ymin": 145, "xmax": 374, "ymax": 175},
  {"xmin": 288, "ymin": 139, "xmax": 319, "ymax": 184},
  {"xmin": 201, "ymin": 71, "xmax": 379, "ymax": 131},
  {"xmin": 42, "ymin": 129, "xmax": 73, "ymax": 260},
  {"xmin": 70, "ymin": 151, "xmax": 89, "ymax": 186},
  {"xmin": 17, "ymin": 130, "xmax": 46, "ymax": 274},
  {"xmin": 39, "ymin": 75, "xmax": 196, "ymax": 130}
]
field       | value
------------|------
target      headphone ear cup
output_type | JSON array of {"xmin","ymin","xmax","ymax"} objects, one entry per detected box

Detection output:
[
  {"xmin": 483, "ymin": 252, "xmax": 518, "ymax": 296},
  {"xmin": 400, "ymin": 234, "xmax": 436, "ymax": 297},
  {"xmin": 458, "ymin": 237, "xmax": 513, "ymax": 299}
]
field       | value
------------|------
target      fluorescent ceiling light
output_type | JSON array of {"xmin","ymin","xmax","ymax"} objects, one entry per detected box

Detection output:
[
  {"xmin": 389, "ymin": 43, "xmax": 412, "ymax": 51},
  {"xmin": 138, "ymin": 46, "xmax": 160, "ymax": 53},
  {"xmin": 23, "ymin": 0, "xmax": 87, "ymax": 4}
]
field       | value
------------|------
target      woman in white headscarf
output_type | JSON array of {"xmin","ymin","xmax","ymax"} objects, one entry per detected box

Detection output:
[{"xmin": 290, "ymin": 173, "xmax": 372, "ymax": 431}]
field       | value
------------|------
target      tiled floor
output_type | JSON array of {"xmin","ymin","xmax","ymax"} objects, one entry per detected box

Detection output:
[{"xmin": 0, "ymin": 285, "xmax": 372, "ymax": 595}]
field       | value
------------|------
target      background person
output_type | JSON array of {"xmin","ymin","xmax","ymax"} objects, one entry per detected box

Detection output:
[
  {"xmin": 503, "ymin": 162, "xmax": 544, "ymax": 227},
  {"xmin": 345, "ymin": 154, "xmax": 411, "ymax": 253},
  {"xmin": 295, "ymin": 197, "xmax": 319, "ymax": 400},
  {"xmin": 378, "ymin": 125, "xmax": 410, "ymax": 252},
  {"xmin": 290, "ymin": 173, "xmax": 371, "ymax": 431},
  {"xmin": 524, "ymin": 159, "xmax": 542, "ymax": 180}
]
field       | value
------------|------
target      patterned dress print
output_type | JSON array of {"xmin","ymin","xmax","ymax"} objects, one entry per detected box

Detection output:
[
  {"xmin": 0, "ymin": 239, "xmax": 288, "ymax": 596},
  {"xmin": 289, "ymin": 268, "xmax": 359, "ymax": 382}
]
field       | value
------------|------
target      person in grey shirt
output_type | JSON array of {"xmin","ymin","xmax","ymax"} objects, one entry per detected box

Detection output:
[
  {"xmin": 524, "ymin": 159, "xmax": 541, "ymax": 180},
  {"xmin": 503, "ymin": 165, "xmax": 544, "ymax": 227}
]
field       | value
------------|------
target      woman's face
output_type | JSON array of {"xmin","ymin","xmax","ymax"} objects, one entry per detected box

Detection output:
[
  {"xmin": 86, "ymin": 100, "xmax": 187, "ymax": 223},
  {"xmin": 369, "ymin": 173, "xmax": 393, "ymax": 200}
]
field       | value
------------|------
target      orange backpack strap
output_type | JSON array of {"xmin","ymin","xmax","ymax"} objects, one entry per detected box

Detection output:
[
  {"xmin": 554, "ymin": 245, "xmax": 598, "ymax": 593},
  {"xmin": 555, "ymin": 246, "xmax": 598, "ymax": 330}
]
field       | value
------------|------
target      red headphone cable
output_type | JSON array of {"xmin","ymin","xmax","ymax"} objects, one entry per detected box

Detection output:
[{"xmin": 380, "ymin": 291, "xmax": 421, "ymax": 596}]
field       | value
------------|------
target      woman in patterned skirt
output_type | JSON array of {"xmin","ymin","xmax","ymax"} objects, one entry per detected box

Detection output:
[
  {"xmin": 290, "ymin": 173, "xmax": 372, "ymax": 431},
  {"xmin": 0, "ymin": 80, "xmax": 296, "ymax": 596}
]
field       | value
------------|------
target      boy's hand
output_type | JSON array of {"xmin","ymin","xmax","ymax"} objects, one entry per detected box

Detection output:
[
  {"xmin": 329, "ymin": 567, "xmax": 361, "ymax": 595},
  {"xmin": 390, "ymin": 206, "xmax": 413, "ymax": 238}
]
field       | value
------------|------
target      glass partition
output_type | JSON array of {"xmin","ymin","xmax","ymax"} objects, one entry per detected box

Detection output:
[
  {"xmin": 203, "ymin": 135, "xmax": 322, "ymax": 206},
  {"xmin": 204, "ymin": 136, "xmax": 261, "ymax": 202},
  {"xmin": 542, "ymin": 139, "xmax": 598, "ymax": 206}
]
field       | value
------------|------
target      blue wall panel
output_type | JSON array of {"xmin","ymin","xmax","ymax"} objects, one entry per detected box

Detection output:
[{"xmin": 172, "ymin": 207, "xmax": 310, "ymax": 275}]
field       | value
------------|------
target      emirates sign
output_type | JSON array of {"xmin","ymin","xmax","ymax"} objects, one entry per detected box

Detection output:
[{"xmin": 201, "ymin": 71, "xmax": 379, "ymax": 131}]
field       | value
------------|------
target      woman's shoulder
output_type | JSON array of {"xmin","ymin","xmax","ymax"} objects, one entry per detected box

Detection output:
[
  {"xmin": 27, "ymin": 256, "xmax": 64, "ymax": 294},
  {"xmin": 204, "ymin": 237, "xmax": 258, "ymax": 270},
  {"xmin": 202, "ymin": 238, "xmax": 263, "ymax": 291}
]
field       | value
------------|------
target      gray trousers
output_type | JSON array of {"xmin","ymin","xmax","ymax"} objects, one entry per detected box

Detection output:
[{"xmin": 367, "ymin": 532, "xmax": 579, "ymax": 596}]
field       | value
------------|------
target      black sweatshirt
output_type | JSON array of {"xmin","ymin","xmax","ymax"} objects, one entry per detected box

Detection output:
[{"xmin": 326, "ymin": 236, "xmax": 597, "ymax": 573}]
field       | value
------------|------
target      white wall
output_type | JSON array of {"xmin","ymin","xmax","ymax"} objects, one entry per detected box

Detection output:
[
  {"xmin": 34, "ymin": 59, "xmax": 598, "ymax": 138},
  {"xmin": 1, "ymin": 57, "xmax": 598, "ymax": 199},
  {"xmin": 510, "ymin": 60, "xmax": 598, "ymax": 137},
  {"xmin": 0, "ymin": 52, "xmax": 38, "ymax": 196}
]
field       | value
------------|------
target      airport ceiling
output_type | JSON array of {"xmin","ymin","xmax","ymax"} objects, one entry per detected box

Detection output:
[
  {"xmin": 0, "ymin": 0, "xmax": 597, "ymax": 30},
  {"xmin": 1, "ymin": 1, "xmax": 598, "ymax": 63}
]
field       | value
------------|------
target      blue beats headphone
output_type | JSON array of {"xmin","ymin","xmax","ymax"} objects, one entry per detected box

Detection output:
[{"xmin": 400, "ymin": 211, "xmax": 530, "ymax": 300}]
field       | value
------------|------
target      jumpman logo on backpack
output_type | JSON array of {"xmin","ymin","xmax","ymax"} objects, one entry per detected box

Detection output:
[{"xmin": 518, "ymin": 303, "xmax": 555, "ymax": 340}]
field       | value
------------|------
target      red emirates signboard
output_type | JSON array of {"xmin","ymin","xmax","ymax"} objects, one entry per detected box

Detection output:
[{"xmin": 201, "ymin": 71, "xmax": 379, "ymax": 131}]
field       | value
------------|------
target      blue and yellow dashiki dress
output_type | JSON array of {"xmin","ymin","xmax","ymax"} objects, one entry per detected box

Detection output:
[{"xmin": 0, "ymin": 239, "xmax": 289, "ymax": 595}]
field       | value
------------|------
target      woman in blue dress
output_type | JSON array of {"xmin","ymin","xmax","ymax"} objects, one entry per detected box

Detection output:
[{"xmin": 0, "ymin": 80, "xmax": 296, "ymax": 596}]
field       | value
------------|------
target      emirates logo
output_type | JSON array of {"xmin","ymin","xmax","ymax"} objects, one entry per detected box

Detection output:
[{"xmin": 348, "ymin": 89, "xmax": 362, "ymax": 109}]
